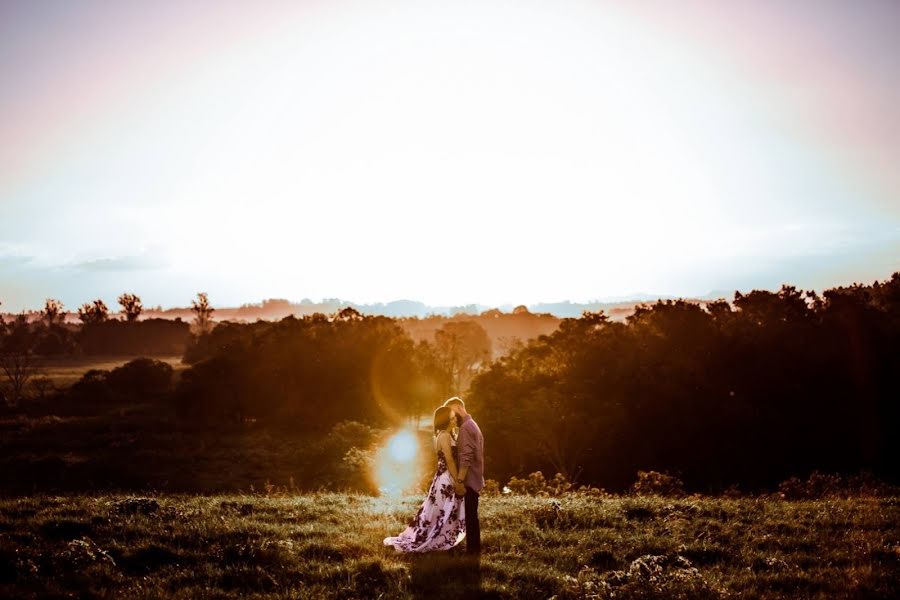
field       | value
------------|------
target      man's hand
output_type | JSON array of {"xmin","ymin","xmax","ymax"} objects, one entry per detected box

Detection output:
[{"xmin": 454, "ymin": 482, "xmax": 466, "ymax": 497}]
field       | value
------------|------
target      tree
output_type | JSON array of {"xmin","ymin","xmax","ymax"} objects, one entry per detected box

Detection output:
[
  {"xmin": 434, "ymin": 320, "xmax": 492, "ymax": 395},
  {"xmin": 77, "ymin": 299, "xmax": 109, "ymax": 325},
  {"xmin": 40, "ymin": 299, "xmax": 66, "ymax": 327},
  {"xmin": 408, "ymin": 339, "xmax": 451, "ymax": 428},
  {"xmin": 334, "ymin": 306, "xmax": 364, "ymax": 322},
  {"xmin": 1, "ymin": 312, "xmax": 36, "ymax": 406},
  {"xmin": 190, "ymin": 292, "xmax": 215, "ymax": 335},
  {"xmin": 0, "ymin": 348, "xmax": 36, "ymax": 407},
  {"xmin": 174, "ymin": 312, "xmax": 432, "ymax": 428},
  {"xmin": 118, "ymin": 293, "xmax": 143, "ymax": 322},
  {"xmin": 34, "ymin": 299, "xmax": 75, "ymax": 354},
  {"xmin": 30, "ymin": 376, "xmax": 55, "ymax": 401}
]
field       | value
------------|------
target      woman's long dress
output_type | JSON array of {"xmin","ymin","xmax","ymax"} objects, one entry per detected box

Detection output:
[{"xmin": 383, "ymin": 441, "xmax": 466, "ymax": 553}]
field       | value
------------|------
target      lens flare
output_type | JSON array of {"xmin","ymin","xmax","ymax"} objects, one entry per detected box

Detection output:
[
  {"xmin": 376, "ymin": 430, "xmax": 420, "ymax": 495},
  {"xmin": 387, "ymin": 431, "xmax": 417, "ymax": 462}
]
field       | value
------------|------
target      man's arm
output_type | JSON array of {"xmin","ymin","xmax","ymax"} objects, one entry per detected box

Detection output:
[{"xmin": 457, "ymin": 423, "xmax": 475, "ymax": 484}]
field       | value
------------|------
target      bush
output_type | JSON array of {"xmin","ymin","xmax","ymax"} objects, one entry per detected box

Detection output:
[
  {"xmin": 340, "ymin": 447, "xmax": 377, "ymax": 494},
  {"xmin": 506, "ymin": 471, "xmax": 573, "ymax": 496},
  {"xmin": 631, "ymin": 471, "xmax": 685, "ymax": 497},
  {"xmin": 482, "ymin": 479, "xmax": 500, "ymax": 495},
  {"xmin": 307, "ymin": 421, "xmax": 383, "ymax": 493},
  {"xmin": 111, "ymin": 497, "xmax": 160, "ymax": 516},
  {"xmin": 68, "ymin": 358, "xmax": 173, "ymax": 405},
  {"xmin": 328, "ymin": 421, "xmax": 379, "ymax": 450},
  {"xmin": 778, "ymin": 471, "xmax": 898, "ymax": 500},
  {"xmin": 106, "ymin": 358, "xmax": 174, "ymax": 400},
  {"xmin": 69, "ymin": 369, "xmax": 113, "ymax": 403}
]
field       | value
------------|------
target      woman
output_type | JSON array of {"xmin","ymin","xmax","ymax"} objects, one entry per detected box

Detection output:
[{"xmin": 383, "ymin": 406, "xmax": 466, "ymax": 552}]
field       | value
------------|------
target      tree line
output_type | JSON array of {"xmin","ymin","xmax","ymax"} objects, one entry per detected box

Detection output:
[
  {"xmin": 0, "ymin": 293, "xmax": 215, "ymax": 406},
  {"xmin": 0, "ymin": 292, "xmax": 217, "ymax": 360},
  {"xmin": 470, "ymin": 273, "xmax": 900, "ymax": 491},
  {"xmin": 3, "ymin": 274, "xmax": 899, "ymax": 492},
  {"xmin": 173, "ymin": 307, "xmax": 490, "ymax": 428}
]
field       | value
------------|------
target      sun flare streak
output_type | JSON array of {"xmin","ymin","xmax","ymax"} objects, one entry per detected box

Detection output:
[{"xmin": 376, "ymin": 430, "xmax": 420, "ymax": 495}]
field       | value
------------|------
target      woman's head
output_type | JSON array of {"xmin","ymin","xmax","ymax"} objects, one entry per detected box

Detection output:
[{"xmin": 433, "ymin": 406, "xmax": 456, "ymax": 435}]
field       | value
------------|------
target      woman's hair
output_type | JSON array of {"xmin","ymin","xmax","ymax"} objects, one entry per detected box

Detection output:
[{"xmin": 433, "ymin": 406, "xmax": 453, "ymax": 436}]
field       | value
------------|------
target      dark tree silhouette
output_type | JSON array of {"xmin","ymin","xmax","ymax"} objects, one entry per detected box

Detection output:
[
  {"xmin": 471, "ymin": 274, "xmax": 900, "ymax": 491},
  {"xmin": 33, "ymin": 299, "xmax": 75, "ymax": 355},
  {"xmin": 77, "ymin": 299, "xmax": 109, "ymax": 325},
  {"xmin": 334, "ymin": 306, "xmax": 364, "ymax": 322},
  {"xmin": 118, "ymin": 293, "xmax": 143, "ymax": 322},
  {"xmin": 174, "ymin": 313, "xmax": 438, "ymax": 428},
  {"xmin": 0, "ymin": 351, "xmax": 36, "ymax": 407},
  {"xmin": 0, "ymin": 316, "xmax": 38, "ymax": 407},
  {"xmin": 78, "ymin": 319, "xmax": 190, "ymax": 356},
  {"xmin": 40, "ymin": 299, "xmax": 65, "ymax": 327},
  {"xmin": 190, "ymin": 292, "xmax": 215, "ymax": 335}
]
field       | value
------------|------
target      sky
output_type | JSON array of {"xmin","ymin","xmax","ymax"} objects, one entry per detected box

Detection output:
[{"xmin": 1, "ymin": 0, "xmax": 898, "ymax": 312}]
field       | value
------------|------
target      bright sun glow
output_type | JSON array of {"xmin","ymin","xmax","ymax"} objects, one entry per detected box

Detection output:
[
  {"xmin": 376, "ymin": 430, "xmax": 420, "ymax": 495},
  {"xmin": 2, "ymin": 1, "xmax": 898, "ymax": 311},
  {"xmin": 387, "ymin": 431, "xmax": 418, "ymax": 462}
]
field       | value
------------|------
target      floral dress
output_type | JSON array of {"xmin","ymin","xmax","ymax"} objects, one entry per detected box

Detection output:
[{"xmin": 383, "ymin": 439, "xmax": 466, "ymax": 553}]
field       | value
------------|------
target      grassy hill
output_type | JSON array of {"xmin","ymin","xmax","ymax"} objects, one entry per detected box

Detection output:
[{"xmin": 1, "ymin": 493, "xmax": 897, "ymax": 599}]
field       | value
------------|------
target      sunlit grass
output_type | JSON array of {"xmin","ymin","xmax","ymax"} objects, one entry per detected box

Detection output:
[{"xmin": 1, "ymin": 493, "xmax": 897, "ymax": 599}]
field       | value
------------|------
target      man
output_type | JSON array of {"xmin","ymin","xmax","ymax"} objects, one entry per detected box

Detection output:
[{"xmin": 443, "ymin": 396, "xmax": 483, "ymax": 556}]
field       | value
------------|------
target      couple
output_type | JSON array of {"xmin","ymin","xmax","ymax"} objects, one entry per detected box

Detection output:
[{"xmin": 384, "ymin": 397, "xmax": 484, "ymax": 556}]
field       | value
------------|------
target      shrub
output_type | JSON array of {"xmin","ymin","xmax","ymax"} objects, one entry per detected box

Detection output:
[
  {"xmin": 778, "ymin": 471, "xmax": 898, "ymax": 500},
  {"xmin": 576, "ymin": 485, "xmax": 610, "ymax": 497},
  {"xmin": 111, "ymin": 497, "xmax": 160, "ymax": 516},
  {"xmin": 328, "ymin": 421, "xmax": 379, "ymax": 450},
  {"xmin": 341, "ymin": 448, "xmax": 376, "ymax": 486},
  {"xmin": 482, "ymin": 479, "xmax": 500, "ymax": 495},
  {"xmin": 69, "ymin": 369, "xmax": 113, "ymax": 403},
  {"xmin": 631, "ymin": 471, "xmax": 685, "ymax": 497},
  {"xmin": 506, "ymin": 472, "xmax": 574, "ymax": 496},
  {"xmin": 313, "ymin": 421, "xmax": 382, "ymax": 494},
  {"xmin": 106, "ymin": 358, "xmax": 173, "ymax": 400},
  {"xmin": 68, "ymin": 359, "xmax": 173, "ymax": 406},
  {"xmin": 530, "ymin": 498, "xmax": 563, "ymax": 528}
]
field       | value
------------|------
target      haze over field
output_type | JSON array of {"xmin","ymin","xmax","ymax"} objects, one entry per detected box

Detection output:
[{"xmin": 2, "ymin": 0, "xmax": 899, "ymax": 312}]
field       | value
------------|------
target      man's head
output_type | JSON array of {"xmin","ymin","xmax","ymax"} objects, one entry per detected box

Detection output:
[{"xmin": 442, "ymin": 396, "xmax": 468, "ymax": 419}]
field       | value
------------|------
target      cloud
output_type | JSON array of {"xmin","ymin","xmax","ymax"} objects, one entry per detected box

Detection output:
[
  {"xmin": 0, "ymin": 254, "xmax": 34, "ymax": 269},
  {"xmin": 71, "ymin": 254, "xmax": 168, "ymax": 272}
]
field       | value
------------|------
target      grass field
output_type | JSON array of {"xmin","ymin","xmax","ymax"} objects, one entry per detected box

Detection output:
[
  {"xmin": 31, "ymin": 356, "xmax": 185, "ymax": 387},
  {"xmin": 1, "ymin": 493, "xmax": 897, "ymax": 599}
]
